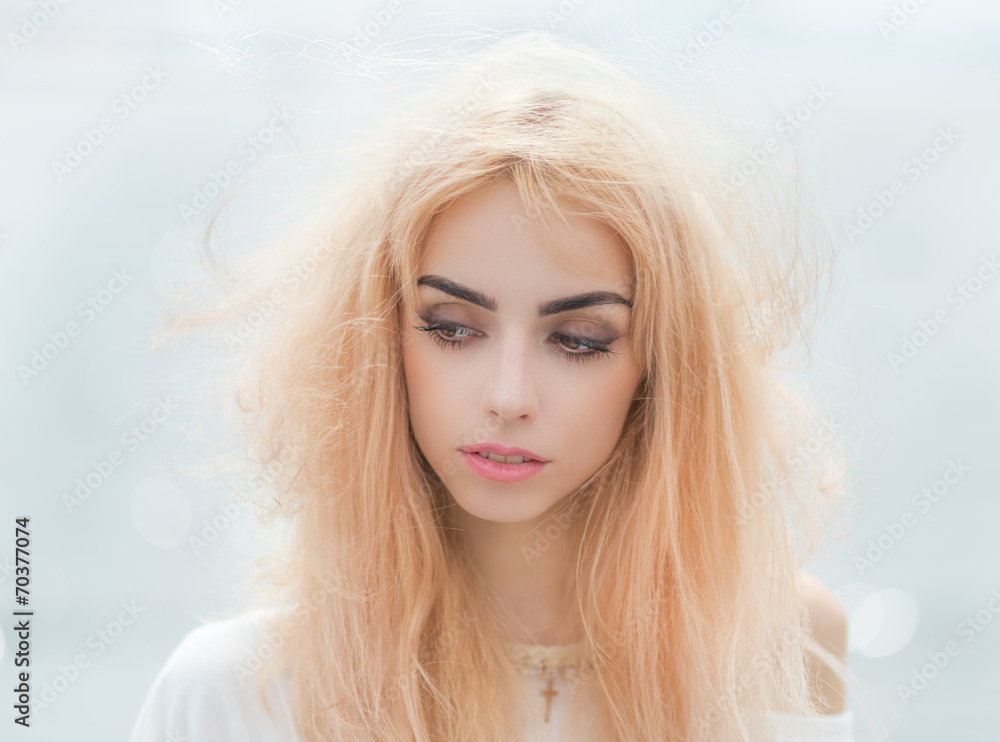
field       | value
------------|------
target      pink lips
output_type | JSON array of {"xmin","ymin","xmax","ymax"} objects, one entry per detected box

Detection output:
[
  {"xmin": 461, "ymin": 451, "xmax": 548, "ymax": 483},
  {"xmin": 458, "ymin": 443, "xmax": 548, "ymax": 462},
  {"xmin": 458, "ymin": 443, "xmax": 549, "ymax": 483}
]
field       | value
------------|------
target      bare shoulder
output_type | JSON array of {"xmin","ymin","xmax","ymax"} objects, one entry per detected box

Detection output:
[
  {"xmin": 797, "ymin": 570, "xmax": 848, "ymax": 714},
  {"xmin": 798, "ymin": 571, "xmax": 848, "ymax": 653}
]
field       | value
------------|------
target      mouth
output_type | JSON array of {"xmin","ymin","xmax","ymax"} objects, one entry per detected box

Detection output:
[
  {"xmin": 466, "ymin": 450, "xmax": 540, "ymax": 464},
  {"xmin": 459, "ymin": 448, "xmax": 549, "ymax": 483},
  {"xmin": 458, "ymin": 444, "xmax": 549, "ymax": 463}
]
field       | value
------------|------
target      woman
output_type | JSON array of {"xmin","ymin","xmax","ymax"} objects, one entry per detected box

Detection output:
[{"xmin": 131, "ymin": 30, "xmax": 859, "ymax": 741}]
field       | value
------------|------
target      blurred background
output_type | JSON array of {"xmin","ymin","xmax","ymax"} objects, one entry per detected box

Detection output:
[{"xmin": 2, "ymin": 1, "xmax": 998, "ymax": 739}]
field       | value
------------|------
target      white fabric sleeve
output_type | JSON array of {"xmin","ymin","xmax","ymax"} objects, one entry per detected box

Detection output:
[
  {"xmin": 773, "ymin": 709, "xmax": 854, "ymax": 742},
  {"xmin": 128, "ymin": 609, "xmax": 855, "ymax": 742},
  {"xmin": 127, "ymin": 610, "xmax": 301, "ymax": 742}
]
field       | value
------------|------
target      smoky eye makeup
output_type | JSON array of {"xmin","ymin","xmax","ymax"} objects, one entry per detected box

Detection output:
[
  {"xmin": 411, "ymin": 304, "xmax": 623, "ymax": 364},
  {"xmin": 414, "ymin": 305, "xmax": 620, "ymax": 339}
]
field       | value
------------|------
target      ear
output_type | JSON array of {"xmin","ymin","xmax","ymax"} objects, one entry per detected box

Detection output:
[{"xmin": 798, "ymin": 570, "xmax": 848, "ymax": 714}]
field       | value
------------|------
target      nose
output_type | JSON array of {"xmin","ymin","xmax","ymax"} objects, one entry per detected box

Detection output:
[{"xmin": 482, "ymin": 330, "xmax": 540, "ymax": 421}]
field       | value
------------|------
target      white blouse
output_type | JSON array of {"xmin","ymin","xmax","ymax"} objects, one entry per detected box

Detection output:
[{"xmin": 128, "ymin": 608, "xmax": 854, "ymax": 742}]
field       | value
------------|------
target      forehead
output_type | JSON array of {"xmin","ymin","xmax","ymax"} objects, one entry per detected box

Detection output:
[{"xmin": 418, "ymin": 180, "xmax": 633, "ymax": 301}]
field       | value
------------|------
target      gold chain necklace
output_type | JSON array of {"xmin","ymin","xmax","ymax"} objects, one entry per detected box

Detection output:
[{"xmin": 504, "ymin": 642, "xmax": 598, "ymax": 723}]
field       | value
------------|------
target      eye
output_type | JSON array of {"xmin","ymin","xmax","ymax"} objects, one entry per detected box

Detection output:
[
  {"xmin": 414, "ymin": 321, "xmax": 475, "ymax": 352},
  {"xmin": 412, "ymin": 320, "xmax": 618, "ymax": 364}
]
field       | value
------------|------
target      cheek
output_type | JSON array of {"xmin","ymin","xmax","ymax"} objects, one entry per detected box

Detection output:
[
  {"xmin": 553, "ymin": 367, "xmax": 640, "ymax": 452},
  {"xmin": 402, "ymin": 339, "xmax": 430, "ymax": 423},
  {"xmin": 402, "ymin": 336, "xmax": 459, "ymax": 450}
]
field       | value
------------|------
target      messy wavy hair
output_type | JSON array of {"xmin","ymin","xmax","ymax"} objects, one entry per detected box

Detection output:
[{"xmin": 160, "ymin": 28, "xmax": 859, "ymax": 742}]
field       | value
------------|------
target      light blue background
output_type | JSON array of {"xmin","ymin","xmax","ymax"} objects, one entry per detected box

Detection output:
[{"xmin": 2, "ymin": 1, "xmax": 998, "ymax": 739}]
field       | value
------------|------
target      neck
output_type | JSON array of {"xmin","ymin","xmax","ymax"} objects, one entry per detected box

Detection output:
[{"xmin": 455, "ymin": 507, "xmax": 583, "ymax": 646}]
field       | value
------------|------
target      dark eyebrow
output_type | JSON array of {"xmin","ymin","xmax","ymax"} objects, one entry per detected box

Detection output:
[{"xmin": 416, "ymin": 274, "xmax": 632, "ymax": 316}]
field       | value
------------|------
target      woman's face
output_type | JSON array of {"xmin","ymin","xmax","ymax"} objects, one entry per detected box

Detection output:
[{"xmin": 401, "ymin": 179, "xmax": 644, "ymax": 526}]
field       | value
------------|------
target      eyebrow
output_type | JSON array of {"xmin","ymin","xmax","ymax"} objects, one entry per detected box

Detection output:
[{"xmin": 416, "ymin": 274, "xmax": 633, "ymax": 316}]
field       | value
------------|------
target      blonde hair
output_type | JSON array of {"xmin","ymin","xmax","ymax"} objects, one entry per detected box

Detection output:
[{"xmin": 159, "ymin": 29, "xmax": 863, "ymax": 742}]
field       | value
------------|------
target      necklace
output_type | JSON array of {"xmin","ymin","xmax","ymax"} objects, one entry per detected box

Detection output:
[{"xmin": 503, "ymin": 642, "xmax": 598, "ymax": 723}]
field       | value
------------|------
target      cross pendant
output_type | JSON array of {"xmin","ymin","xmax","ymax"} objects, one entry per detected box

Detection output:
[{"xmin": 540, "ymin": 676, "xmax": 559, "ymax": 723}]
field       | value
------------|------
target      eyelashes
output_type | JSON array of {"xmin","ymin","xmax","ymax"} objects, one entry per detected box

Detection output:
[{"xmin": 412, "ymin": 319, "xmax": 619, "ymax": 364}]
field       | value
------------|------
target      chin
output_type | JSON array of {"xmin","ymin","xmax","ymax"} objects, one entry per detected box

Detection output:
[{"xmin": 449, "ymin": 489, "xmax": 559, "ymax": 526}]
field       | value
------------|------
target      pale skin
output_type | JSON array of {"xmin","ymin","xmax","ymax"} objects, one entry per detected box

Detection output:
[{"xmin": 400, "ymin": 179, "xmax": 846, "ymax": 713}]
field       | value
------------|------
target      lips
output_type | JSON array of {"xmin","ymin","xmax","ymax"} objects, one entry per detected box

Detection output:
[
  {"xmin": 460, "ymin": 450, "xmax": 548, "ymax": 483},
  {"xmin": 458, "ymin": 442, "xmax": 549, "ymax": 462}
]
